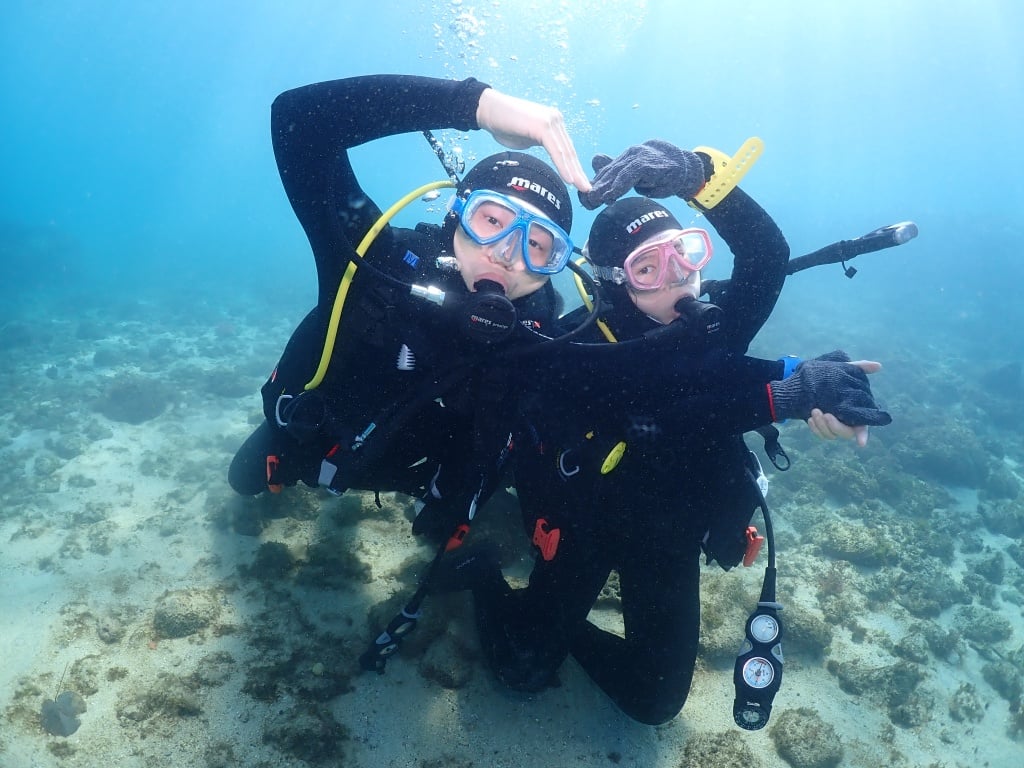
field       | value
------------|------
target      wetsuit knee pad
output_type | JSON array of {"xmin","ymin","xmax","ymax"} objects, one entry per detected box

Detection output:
[
  {"xmin": 476, "ymin": 598, "xmax": 568, "ymax": 693},
  {"xmin": 616, "ymin": 660, "xmax": 694, "ymax": 725},
  {"xmin": 229, "ymin": 421, "xmax": 327, "ymax": 494},
  {"xmin": 623, "ymin": 688, "xmax": 690, "ymax": 726},
  {"xmin": 229, "ymin": 424, "xmax": 277, "ymax": 496},
  {"xmin": 491, "ymin": 640, "xmax": 566, "ymax": 693}
]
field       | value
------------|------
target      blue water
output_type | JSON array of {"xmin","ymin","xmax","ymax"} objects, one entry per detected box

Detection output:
[
  {"xmin": 3, "ymin": 1, "xmax": 1023, "ymax": 765},
  {"xmin": 6, "ymin": 1, "xmax": 1022, "ymax": 334}
]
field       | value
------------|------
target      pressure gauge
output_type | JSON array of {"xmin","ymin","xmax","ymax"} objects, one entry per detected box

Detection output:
[
  {"xmin": 733, "ymin": 605, "xmax": 785, "ymax": 731},
  {"xmin": 749, "ymin": 613, "xmax": 780, "ymax": 644}
]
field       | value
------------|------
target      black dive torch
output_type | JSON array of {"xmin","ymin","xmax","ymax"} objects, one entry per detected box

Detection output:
[{"xmin": 786, "ymin": 220, "xmax": 918, "ymax": 278}]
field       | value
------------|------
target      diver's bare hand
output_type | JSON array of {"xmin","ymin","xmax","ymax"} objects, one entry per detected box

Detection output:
[
  {"xmin": 476, "ymin": 88, "xmax": 592, "ymax": 192},
  {"xmin": 804, "ymin": 360, "xmax": 883, "ymax": 447},
  {"xmin": 807, "ymin": 409, "xmax": 870, "ymax": 446},
  {"xmin": 806, "ymin": 362, "xmax": 880, "ymax": 450}
]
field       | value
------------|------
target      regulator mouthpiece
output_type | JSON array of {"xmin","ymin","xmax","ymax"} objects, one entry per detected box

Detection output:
[
  {"xmin": 674, "ymin": 297, "xmax": 723, "ymax": 338},
  {"xmin": 453, "ymin": 279, "xmax": 516, "ymax": 343},
  {"xmin": 473, "ymin": 279, "xmax": 506, "ymax": 295}
]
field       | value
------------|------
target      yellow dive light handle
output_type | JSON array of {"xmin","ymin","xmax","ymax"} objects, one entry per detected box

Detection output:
[
  {"xmin": 304, "ymin": 179, "xmax": 457, "ymax": 391},
  {"xmin": 690, "ymin": 137, "xmax": 764, "ymax": 210}
]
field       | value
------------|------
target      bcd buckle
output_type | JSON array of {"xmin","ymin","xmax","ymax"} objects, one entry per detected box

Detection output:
[
  {"xmin": 742, "ymin": 526, "xmax": 765, "ymax": 567},
  {"xmin": 266, "ymin": 455, "xmax": 283, "ymax": 494},
  {"xmin": 445, "ymin": 523, "xmax": 470, "ymax": 553},
  {"xmin": 318, "ymin": 444, "xmax": 351, "ymax": 496},
  {"xmin": 532, "ymin": 518, "xmax": 561, "ymax": 561}
]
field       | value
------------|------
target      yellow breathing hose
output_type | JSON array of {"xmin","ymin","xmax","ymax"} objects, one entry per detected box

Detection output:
[
  {"xmin": 303, "ymin": 179, "xmax": 457, "ymax": 390},
  {"xmin": 571, "ymin": 258, "xmax": 618, "ymax": 343}
]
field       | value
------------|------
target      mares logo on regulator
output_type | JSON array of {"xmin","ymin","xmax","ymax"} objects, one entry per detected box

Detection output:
[
  {"xmin": 458, "ymin": 279, "xmax": 517, "ymax": 343},
  {"xmin": 674, "ymin": 297, "xmax": 722, "ymax": 346}
]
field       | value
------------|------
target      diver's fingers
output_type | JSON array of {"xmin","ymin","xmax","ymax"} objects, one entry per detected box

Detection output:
[
  {"xmin": 546, "ymin": 124, "xmax": 592, "ymax": 192},
  {"xmin": 476, "ymin": 89, "xmax": 591, "ymax": 191},
  {"xmin": 810, "ymin": 409, "xmax": 870, "ymax": 446},
  {"xmin": 808, "ymin": 409, "xmax": 845, "ymax": 440},
  {"xmin": 806, "ymin": 418, "xmax": 825, "ymax": 441},
  {"xmin": 531, "ymin": 104, "xmax": 589, "ymax": 191},
  {"xmin": 853, "ymin": 425, "xmax": 870, "ymax": 447},
  {"xmin": 806, "ymin": 410, "xmax": 833, "ymax": 441},
  {"xmin": 851, "ymin": 360, "xmax": 882, "ymax": 375}
]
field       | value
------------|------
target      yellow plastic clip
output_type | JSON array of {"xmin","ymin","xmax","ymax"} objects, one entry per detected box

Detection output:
[
  {"xmin": 690, "ymin": 137, "xmax": 764, "ymax": 210},
  {"xmin": 600, "ymin": 441, "xmax": 627, "ymax": 475}
]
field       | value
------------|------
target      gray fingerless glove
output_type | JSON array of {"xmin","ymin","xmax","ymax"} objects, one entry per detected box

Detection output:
[
  {"xmin": 578, "ymin": 139, "xmax": 708, "ymax": 210},
  {"xmin": 768, "ymin": 351, "xmax": 893, "ymax": 426}
]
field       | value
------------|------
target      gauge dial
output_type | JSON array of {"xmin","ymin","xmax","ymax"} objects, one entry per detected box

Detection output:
[
  {"xmin": 735, "ymin": 705, "xmax": 768, "ymax": 731},
  {"xmin": 742, "ymin": 656, "xmax": 775, "ymax": 689},
  {"xmin": 750, "ymin": 614, "xmax": 780, "ymax": 643}
]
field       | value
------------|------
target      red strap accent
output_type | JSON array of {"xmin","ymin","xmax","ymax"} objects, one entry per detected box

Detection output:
[
  {"xmin": 765, "ymin": 383, "xmax": 778, "ymax": 422},
  {"xmin": 445, "ymin": 524, "xmax": 471, "ymax": 552},
  {"xmin": 532, "ymin": 518, "xmax": 561, "ymax": 561},
  {"xmin": 743, "ymin": 526, "xmax": 765, "ymax": 567},
  {"xmin": 266, "ymin": 455, "xmax": 283, "ymax": 494}
]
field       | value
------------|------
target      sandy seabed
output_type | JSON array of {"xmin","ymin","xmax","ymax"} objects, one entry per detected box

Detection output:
[{"xmin": 1, "ymin": 291, "xmax": 1022, "ymax": 768}]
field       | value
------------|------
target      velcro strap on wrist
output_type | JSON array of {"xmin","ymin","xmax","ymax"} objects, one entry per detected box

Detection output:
[
  {"xmin": 689, "ymin": 137, "xmax": 764, "ymax": 210},
  {"xmin": 779, "ymin": 355, "xmax": 801, "ymax": 379}
]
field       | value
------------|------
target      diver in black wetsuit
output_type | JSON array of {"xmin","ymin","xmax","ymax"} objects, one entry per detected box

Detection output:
[
  {"xmin": 228, "ymin": 74, "xmax": 592, "ymax": 521},
  {"xmin": 440, "ymin": 140, "xmax": 892, "ymax": 725}
]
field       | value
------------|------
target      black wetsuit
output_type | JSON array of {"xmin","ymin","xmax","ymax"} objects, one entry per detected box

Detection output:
[
  {"xmin": 483, "ymin": 188, "xmax": 790, "ymax": 725},
  {"xmin": 229, "ymin": 75, "xmax": 557, "ymax": 511}
]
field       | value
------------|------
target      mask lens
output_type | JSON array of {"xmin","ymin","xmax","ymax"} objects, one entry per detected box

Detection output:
[
  {"xmin": 524, "ymin": 220, "xmax": 573, "ymax": 273},
  {"xmin": 678, "ymin": 230, "xmax": 711, "ymax": 270},
  {"xmin": 625, "ymin": 247, "xmax": 663, "ymax": 288},
  {"xmin": 462, "ymin": 196, "xmax": 519, "ymax": 242}
]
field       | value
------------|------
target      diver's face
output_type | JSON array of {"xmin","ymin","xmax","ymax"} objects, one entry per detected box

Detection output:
[
  {"xmin": 628, "ymin": 268, "xmax": 702, "ymax": 325},
  {"xmin": 452, "ymin": 216, "xmax": 550, "ymax": 301}
]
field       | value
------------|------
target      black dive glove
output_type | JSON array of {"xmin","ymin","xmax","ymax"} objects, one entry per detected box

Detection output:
[
  {"xmin": 768, "ymin": 351, "xmax": 893, "ymax": 426},
  {"xmin": 578, "ymin": 139, "xmax": 710, "ymax": 210}
]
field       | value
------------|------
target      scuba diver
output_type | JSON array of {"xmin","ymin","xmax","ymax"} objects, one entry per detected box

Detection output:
[
  {"xmin": 234, "ymin": 75, "xmax": 898, "ymax": 727},
  {"xmin": 421, "ymin": 139, "xmax": 895, "ymax": 727},
  {"xmin": 228, "ymin": 73, "xmax": 591, "ymax": 523}
]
